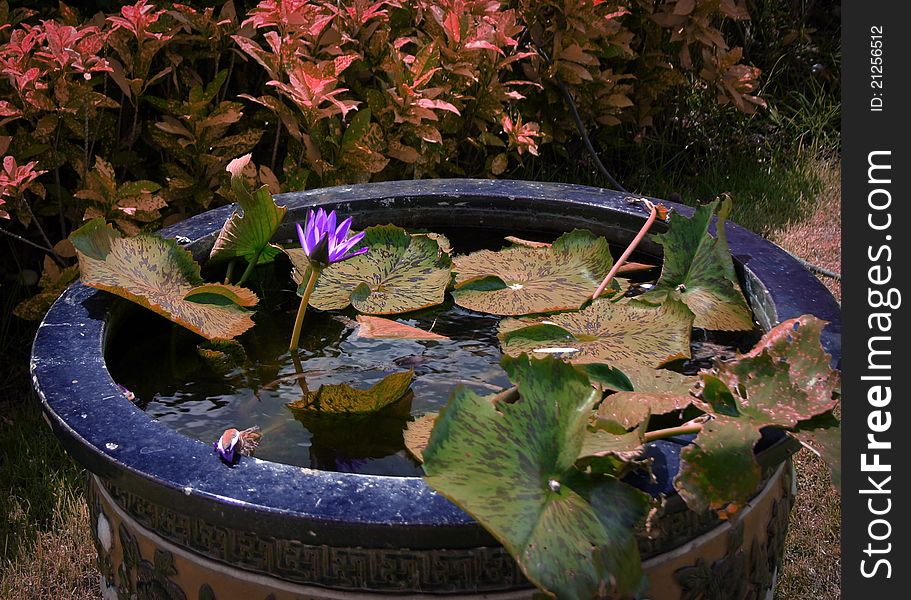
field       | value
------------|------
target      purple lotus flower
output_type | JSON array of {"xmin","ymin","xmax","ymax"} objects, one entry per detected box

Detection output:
[{"xmin": 296, "ymin": 208, "xmax": 368, "ymax": 268}]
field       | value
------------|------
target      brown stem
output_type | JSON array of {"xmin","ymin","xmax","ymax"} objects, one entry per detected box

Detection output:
[
  {"xmin": 19, "ymin": 196, "xmax": 65, "ymax": 266},
  {"xmin": 490, "ymin": 385, "xmax": 520, "ymax": 404},
  {"xmin": 643, "ymin": 421, "xmax": 705, "ymax": 443},
  {"xmin": 592, "ymin": 200, "xmax": 658, "ymax": 299}
]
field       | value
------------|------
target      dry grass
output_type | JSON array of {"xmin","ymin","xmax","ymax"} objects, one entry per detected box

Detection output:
[
  {"xmin": 769, "ymin": 158, "xmax": 842, "ymax": 599},
  {"xmin": 0, "ymin": 490, "xmax": 99, "ymax": 600}
]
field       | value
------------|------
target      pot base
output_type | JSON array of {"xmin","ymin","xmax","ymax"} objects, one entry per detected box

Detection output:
[{"xmin": 88, "ymin": 463, "xmax": 792, "ymax": 599}]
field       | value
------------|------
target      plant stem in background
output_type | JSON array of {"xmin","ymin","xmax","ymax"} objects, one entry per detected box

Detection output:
[
  {"xmin": 224, "ymin": 259, "xmax": 236, "ymax": 284},
  {"xmin": 592, "ymin": 200, "xmax": 657, "ymax": 299},
  {"xmin": 236, "ymin": 246, "xmax": 264, "ymax": 286},
  {"xmin": 289, "ymin": 266, "xmax": 322, "ymax": 351}
]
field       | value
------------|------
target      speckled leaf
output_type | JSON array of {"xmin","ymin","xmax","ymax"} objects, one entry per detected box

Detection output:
[
  {"xmin": 675, "ymin": 316, "xmax": 839, "ymax": 513},
  {"xmin": 578, "ymin": 426, "xmax": 645, "ymax": 463},
  {"xmin": 611, "ymin": 363, "xmax": 698, "ymax": 394},
  {"xmin": 404, "ymin": 412, "xmax": 437, "ymax": 462},
  {"xmin": 705, "ymin": 317, "xmax": 839, "ymax": 428},
  {"xmin": 452, "ymin": 229, "xmax": 614, "ymax": 315},
  {"xmin": 423, "ymin": 356, "xmax": 650, "ymax": 598},
  {"xmin": 70, "ymin": 219, "xmax": 256, "ymax": 340},
  {"xmin": 576, "ymin": 363, "xmax": 633, "ymax": 392},
  {"xmin": 498, "ymin": 298, "xmax": 693, "ymax": 368},
  {"xmin": 209, "ymin": 155, "xmax": 286, "ymax": 265},
  {"xmin": 286, "ymin": 370, "xmax": 414, "ymax": 414},
  {"xmin": 287, "ymin": 225, "xmax": 452, "ymax": 314},
  {"xmin": 356, "ymin": 315, "xmax": 449, "ymax": 340},
  {"xmin": 675, "ymin": 417, "xmax": 762, "ymax": 515},
  {"xmin": 790, "ymin": 415, "xmax": 841, "ymax": 490},
  {"xmin": 639, "ymin": 198, "xmax": 753, "ymax": 331},
  {"xmin": 598, "ymin": 392, "xmax": 695, "ymax": 429}
]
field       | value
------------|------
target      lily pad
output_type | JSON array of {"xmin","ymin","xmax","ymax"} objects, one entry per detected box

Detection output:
[
  {"xmin": 356, "ymin": 315, "xmax": 449, "ymax": 340},
  {"xmin": 423, "ymin": 355, "xmax": 650, "ymax": 598},
  {"xmin": 598, "ymin": 392, "xmax": 695, "ymax": 430},
  {"xmin": 451, "ymin": 229, "xmax": 614, "ymax": 315},
  {"xmin": 286, "ymin": 225, "xmax": 452, "ymax": 314},
  {"xmin": 209, "ymin": 154, "xmax": 287, "ymax": 267},
  {"xmin": 587, "ymin": 362, "xmax": 697, "ymax": 395},
  {"xmin": 638, "ymin": 198, "xmax": 753, "ymax": 331},
  {"xmin": 70, "ymin": 219, "xmax": 256, "ymax": 340},
  {"xmin": 675, "ymin": 316, "xmax": 840, "ymax": 512},
  {"xmin": 675, "ymin": 417, "xmax": 762, "ymax": 516},
  {"xmin": 498, "ymin": 298, "xmax": 693, "ymax": 368},
  {"xmin": 286, "ymin": 370, "xmax": 414, "ymax": 414},
  {"xmin": 404, "ymin": 412, "xmax": 437, "ymax": 462},
  {"xmin": 790, "ymin": 413, "xmax": 841, "ymax": 490}
]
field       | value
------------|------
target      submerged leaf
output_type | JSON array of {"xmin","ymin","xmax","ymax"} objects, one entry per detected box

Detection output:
[
  {"xmin": 498, "ymin": 298, "xmax": 693, "ymax": 368},
  {"xmin": 287, "ymin": 225, "xmax": 452, "ymax": 314},
  {"xmin": 286, "ymin": 370, "xmax": 414, "ymax": 414},
  {"xmin": 70, "ymin": 219, "xmax": 256, "ymax": 340},
  {"xmin": 423, "ymin": 356, "xmax": 650, "ymax": 598},
  {"xmin": 356, "ymin": 315, "xmax": 449, "ymax": 340},
  {"xmin": 639, "ymin": 198, "xmax": 753, "ymax": 330},
  {"xmin": 210, "ymin": 154, "xmax": 287, "ymax": 265},
  {"xmin": 452, "ymin": 229, "xmax": 614, "ymax": 315}
]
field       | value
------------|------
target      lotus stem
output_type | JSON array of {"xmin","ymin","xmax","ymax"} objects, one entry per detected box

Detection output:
[
  {"xmin": 592, "ymin": 200, "xmax": 658, "ymax": 300},
  {"xmin": 490, "ymin": 385, "xmax": 520, "ymax": 404},
  {"xmin": 289, "ymin": 267, "xmax": 322, "ymax": 351},
  {"xmin": 643, "ymin": 418, "xmax": 707, "ymax": 443}
]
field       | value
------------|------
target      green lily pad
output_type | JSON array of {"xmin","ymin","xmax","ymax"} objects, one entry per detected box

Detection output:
[
  {"xmin": 451, "ymin": 229, "xmax": 614, "ymax": 315},
  {"xmin": 70, "ymin": 219, "xmax": 257, "ymax": 340},
  {"xmin": 638, "ymin": 198, "xmax": 753, "ymax": 331},
  {"xmin": 498, "ymin": 298, "xmax": 693, "ymax": 368},
  {"xmin": 209, "ymin": 154, "xmax": 287, "ymax": 266},
  {"xmin": 675, "ymin": 417, "xmax": 763, "ymax": 516},
  {"xmin": 423, "ymin": 355, "xmax": 650, "ymax": 598},
  {"xmin": 286, "ymin": 370, "xmax": 414, "ymax": 414},
  {"xmin": 286, "ymin": 225, "xmax": 452, "ymax": 315}
]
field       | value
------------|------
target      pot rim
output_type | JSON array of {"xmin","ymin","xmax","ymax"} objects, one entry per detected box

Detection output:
[{"xmin": 31, "ymin": 179, "xmax": 840, "ymax": 545}]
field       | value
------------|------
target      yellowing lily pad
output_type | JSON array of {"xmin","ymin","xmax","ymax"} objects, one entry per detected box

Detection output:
[
  {"xmin": 451, "ymin": 229, "xmax": 614, "ymax": 315},
  {"xmin": 423, "ymin": 355, "xmax": 650, "ymax": 598},
  {"xmin": 639, "ymin": 198, "xmax": 753, "ymax": 331},
  {"xmin": 498, "ymin": 298, "xmax": 693, "ymax": 368},
  {"xmin": 70, "ymin": 219, "xmax": 256, "ymax": 340},
  {"xmin": 209, "ymin": 154, "xmax": 286, "ymax": 266},
  {"xmin": 286, "ymin": 370, "xmax": 414, "ymax": 414},
  {"xmin": 404, "ymin": 412, "xmax": 437, "ymax": 462},
  {"xmin": 286, "ymin": 225, "xmax": 452, "ymax": 315}
]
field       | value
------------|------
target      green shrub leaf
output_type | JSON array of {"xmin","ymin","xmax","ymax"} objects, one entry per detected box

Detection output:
[
  {"xmin": 70, "ymin": 219, "xmax": 256, "ymax": 340},
  {"xmin": 451, "ymin": 229, "xmax": 614, "ymax": 315},
  {"xmin": 639, "ymin": 198, "xmax": 754, "ymax": 330},
  {"xmin": 423, "ymin": 356, "xmax": 650, "ymax": 599}
]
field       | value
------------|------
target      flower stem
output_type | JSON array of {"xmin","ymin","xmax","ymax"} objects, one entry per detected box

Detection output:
[
  {"xmin": 224, "ymin": 259, "xmax": 236, "ymax": 284},
  {"xmin": 592, "ymin": 200, "xmax": 658, "ymax": 300},
  {"xmin": 289, "ymin": 267, "xmax": 322, "ymax": 351}
]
